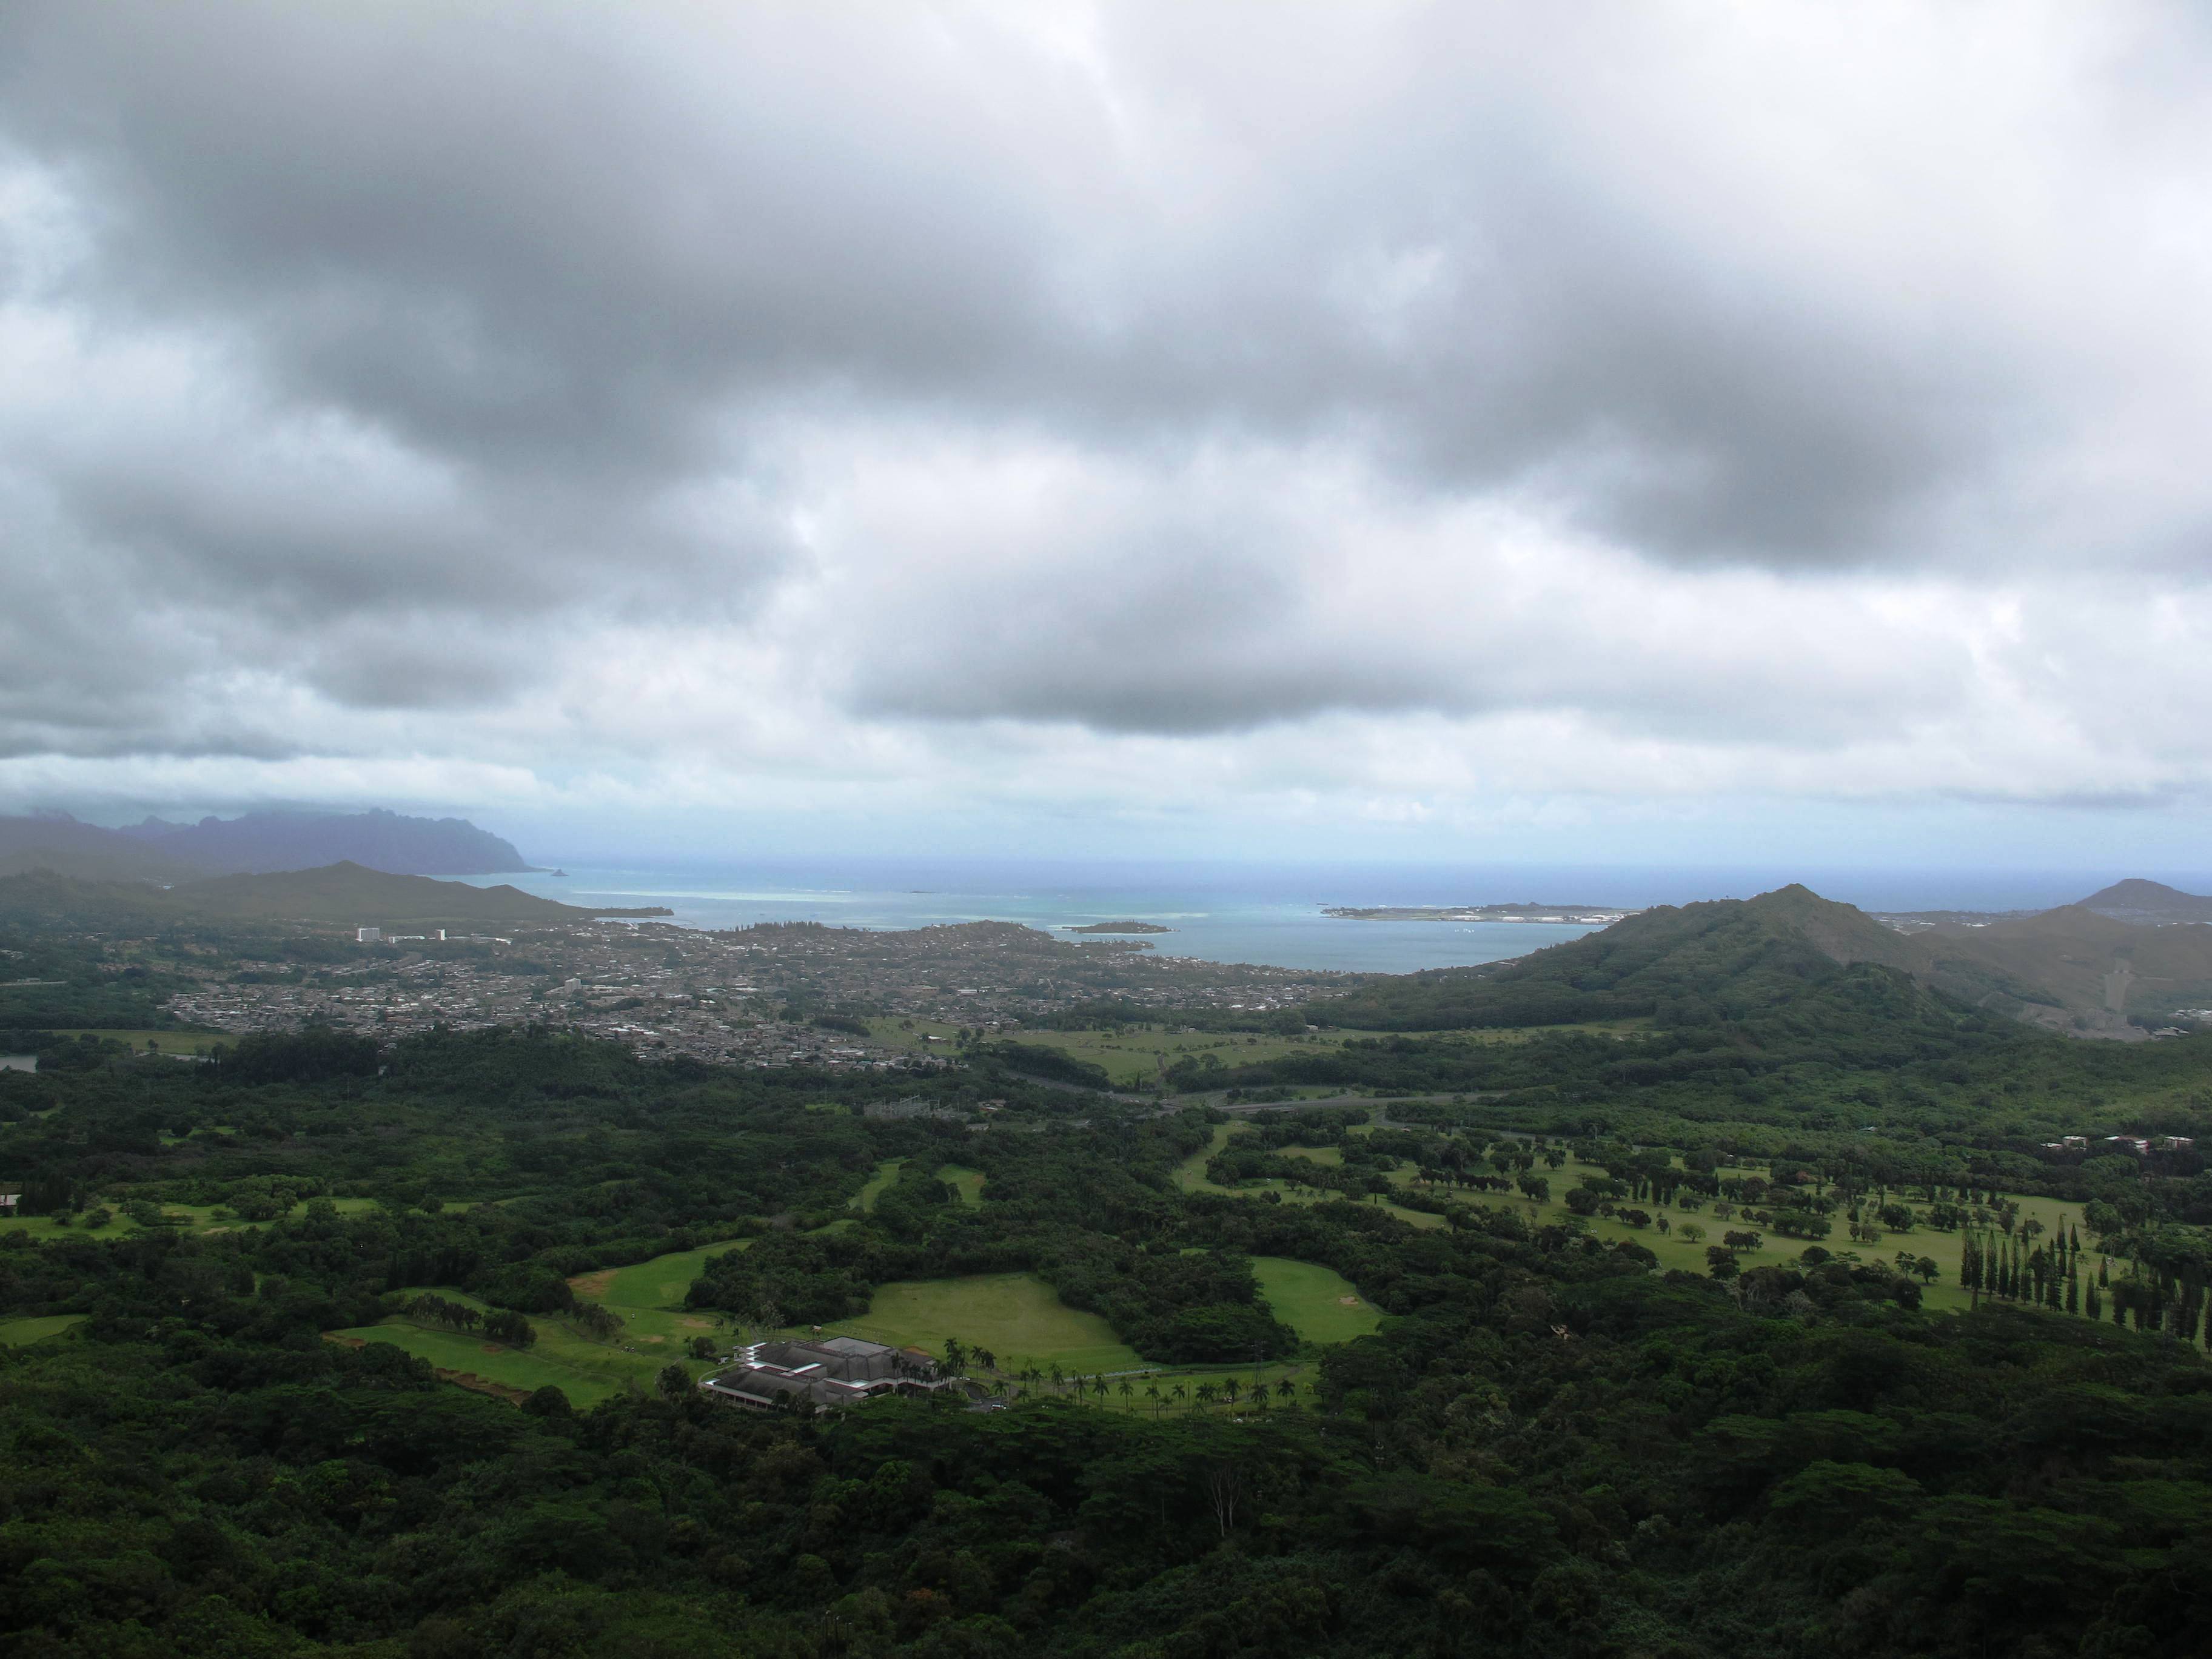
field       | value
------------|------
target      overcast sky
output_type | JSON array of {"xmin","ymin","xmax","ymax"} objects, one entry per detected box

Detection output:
[{"xmin": 5, "ymin": 2, "xmax": 2212, "ymax": 870}]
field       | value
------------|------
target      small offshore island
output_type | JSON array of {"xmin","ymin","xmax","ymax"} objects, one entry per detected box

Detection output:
[
  {"xmin": 1061, "ymin": 919, "xmax": 1175, "ymax": 934},
  {"xmin": 1325, "ymin": 900, "xmax": 1642, "ymax": 924}
]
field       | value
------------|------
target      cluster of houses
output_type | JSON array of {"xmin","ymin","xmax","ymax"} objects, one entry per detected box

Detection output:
[
  {"xmin": 698, "ymin": 1334, "xmax": 988, "ymax": 1412},
  {"xmin": 2040, "ymin": 1133, "xmax": 2196, "ymax": 1153}
]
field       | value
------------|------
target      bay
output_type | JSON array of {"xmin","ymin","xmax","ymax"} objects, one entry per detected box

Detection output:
[{"xmin": 449, "ymin": 859, "xmax": 2160, "ymax": 975}]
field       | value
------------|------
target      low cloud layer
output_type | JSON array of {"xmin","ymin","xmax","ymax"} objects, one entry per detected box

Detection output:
[{"xmin": 4, "ymin": 2, "xmax": 2211, "ymax": 857}]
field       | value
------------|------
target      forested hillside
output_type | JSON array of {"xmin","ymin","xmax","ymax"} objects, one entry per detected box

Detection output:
[
  {"xmin": 7, "ymin": 923, "xmax": 2212, "ymax": 1655},
  {"xmin": 1304, "ymin": 887, "xmax": 1928, "ymax": 1031},
  {"xmin": 1300, "ymin": 883, "xmax": 2212, "ymax": 1035}
]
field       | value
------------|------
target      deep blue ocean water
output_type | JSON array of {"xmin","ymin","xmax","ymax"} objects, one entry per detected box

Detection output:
[{"xmin": 452, "ymin": 860, "xmax": 2182, "ymax": 975}]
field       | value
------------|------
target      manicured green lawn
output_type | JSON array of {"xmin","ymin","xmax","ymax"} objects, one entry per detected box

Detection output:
[
  {"xmin": 851, "ymin": 1158, "xmax": 904, "ymax": 1212},
  {"xmin": 591, "ymin": 1242, "xmax": 748, "ymax": 1313},
  {"xmin": 1176, "ymin": 1121, "xmax": 1446, "ymax": 1230},
  {"xmin": 1455, "ymin": 1153, "xmax": 2092, "ymax": 1318},
  {"xmin": 824, "ymin": 1273, "xmax": 1139, "ymax": 1375},
  {"xmin": 1252, "ymin": 1258, "xmax": 1382, "ymax": 1344},
  {"xmin": 1173, "ymin": 1124, "xmax": 1240, "ymax": 1193},
  {"xmin": 329, "ymin": 1321, "xmax": 634, "ymax": 1407},
  {"xmin": 1, "ymin": 1215, "xmax": 114, "ymax": 1240},
  {"xmin": 0, "ymin": 1314, "xmax": 86, "ymax": 1346},
  {"xmin": 936, "ymin": 1164, "xmax": 986, "ymax": 1205},
  {"xmin": 358, "ymin": 1268, "xmax": 741, "ymax": 1407}
]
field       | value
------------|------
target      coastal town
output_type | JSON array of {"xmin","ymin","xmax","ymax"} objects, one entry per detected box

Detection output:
[{"xmin": 159, "ymin": 917, "xmax": 1355, "ymax": 1068}]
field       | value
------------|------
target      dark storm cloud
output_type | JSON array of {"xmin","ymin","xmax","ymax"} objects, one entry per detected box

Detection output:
[
  {"xmin": 0, "ymin": 4, "xmax": 1058, "ymax": 466},
  {"xmin": 1, "ymin": 2, "xmax": 2030, "ymax": 559},
  {"xmin": 0, "ymin": 0, "xmax": 2206, "ymax": 773}
]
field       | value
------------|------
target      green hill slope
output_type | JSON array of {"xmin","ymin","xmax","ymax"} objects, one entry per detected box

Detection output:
[
  {"xmin": 2079, "ymin": 877, "xmax": 2212, "ymax": 924},
  {"xmin": 1309, "ymin": 885, "xmax": 1931, "ymax": 1031}
]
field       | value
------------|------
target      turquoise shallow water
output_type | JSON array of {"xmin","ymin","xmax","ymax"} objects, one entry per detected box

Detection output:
[
  {"xmin": 451, "ymin": 859, "xmax": 2162, "ymax": 974},
  {"xmin": 457, "ymin": 861, "xmax": 1598, "ymax": 973}
]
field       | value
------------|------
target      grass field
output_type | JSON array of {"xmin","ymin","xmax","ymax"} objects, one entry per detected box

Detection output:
[
  {"xmin": 50, "ymin": 1027, "xmax": 226, "ymax": 1055},
  {"xmin": 851, "ymin": 1158, "xmax": 904, "ymax": 1212},
  {"xmin": 1008, "ymin": 1028, "xmax": 1347, "ymax": 1088},
  {"xmin": 586, "ymin": 1241, "xmax": 748, "ymax": 1315},
  {"xmin": 349, "ymin": 1257, "xmax": 748, "ymax": 1408},
  {"xmin": 1178, "ymin": 1116, "xmax": 2072, "ymax": 1295},
  {"xmin": 1173, "ymin": 1124, "xmax": 1241, "ymax": 1193},
  {"xmin": 936, "ymin": 1164, "xmax": 987, "ymax": 1205},
  {"xmin": 2, "ymin": 1215, "xmax": 118, "ymax": 1240},
  {"xmin": 822, "ymin": 1273, "xmax": 1140, "ymax": 1375},
  {"xmin": 1174, "ymin": 1121, "xmax": 1446, "ymax": 1230},
  {"xmin": 0, "ymin": 1193, "xmax": 386, "ymax": 1242},
  {"xmin": 327, "ymin": 1321, "xmax": 635, "ymax": 1407},
  {"xmin": 845, "ymin": 1018, "xmax": 1379, "ymax": 1087},
  {"xmin": 1436, "ymin": 1151, "xmax": 2087, "ymax": 1318},
  {"xmin": 1252, "ymin": 1258, "xmax": 1382, "ymax": 1344},
  {"xmin": 0, "ymin": 1314, "xmax": 85, "ymax": 1346},
  {"xmin": 851, "ymin": 1016, "xmax": 1658, "ymax": 1089}
]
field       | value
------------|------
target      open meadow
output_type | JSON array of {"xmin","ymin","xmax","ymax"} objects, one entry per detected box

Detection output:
[
  {"xmin": 583, "ymin": 1241, "xmax": 748, "ymax": 1315},
  {"xmin": 0, "ymin": 1193, "xmax": 386, "ymax": 1242},
  {"xmin": 1473, "ymin": 1153, "xmax": 2077, "ymax": 1318},
  {"xmin": 821, "ymin": 1272, "xmax": 1138, "ymax": 1374},
  {"xmin": 0, "ymin": 1314, "xmax": 85, "ymax": 1347},
  {"xmin": 1173, "ymin": 1113, "xmax": 2080, "ymax": 1322},
  {"xmin": 936, "ymin": 1163, "xmax": 987, "ymax": 1204},
  {"xmin": 1173, "ymin": 1121, "xmax": 1446, "ymax": 1230},
  {"xmin": 849, "ymin": 1157, "xmax": 903, "ymax": 1211},
  {"xmin": 1250, "ymin": 1256, "xmax": 1381, "ymax": 1344},
  {"xmin": 342, "ymin": 1256, "xmax": 752, "ymax": 1407}
]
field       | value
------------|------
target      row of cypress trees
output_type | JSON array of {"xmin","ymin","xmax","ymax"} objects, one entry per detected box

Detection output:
[{"xmin": 1963, "ymin": 1222, "xmax": 2212, "ymax": 1344}]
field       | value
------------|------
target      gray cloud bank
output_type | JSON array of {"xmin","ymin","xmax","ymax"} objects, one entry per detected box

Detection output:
[{"xmin": 2, "ymin": 1, "xmax": 2211, "ymax": 828}]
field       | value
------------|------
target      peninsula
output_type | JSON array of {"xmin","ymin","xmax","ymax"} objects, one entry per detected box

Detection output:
[{"xmin": 1324, "ymin": 902, "xmax": 1641, "ymax": 924}]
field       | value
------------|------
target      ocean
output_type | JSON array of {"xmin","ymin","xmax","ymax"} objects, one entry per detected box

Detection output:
[{"xmin": 449, "ymin": 860, "xmax": 2174, "ymax": 976}]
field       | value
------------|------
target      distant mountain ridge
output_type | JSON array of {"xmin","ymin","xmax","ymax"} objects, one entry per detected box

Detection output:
[
  {"xmin": 0, "ymin": 814, "xmax": 204, "ymax": 883},
  {"xmin": 0, "ymin": 808, "xmax": 531, "ymax": 880},
  {"xmin": 163, "ymin": 862, "xmax": 663, "ymax": 923},
  {"xmin": 0, "ymin": 863, "xmax": 669, "ymax": 928},
  {"xmin": 117, "ymin": 808, "xmax": 530, "ymax": 874}
]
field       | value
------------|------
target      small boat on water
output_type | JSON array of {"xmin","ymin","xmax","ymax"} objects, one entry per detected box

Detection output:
[{"xmin": 549, "ymin": 868, "xmax": 569, "ymax": 877}]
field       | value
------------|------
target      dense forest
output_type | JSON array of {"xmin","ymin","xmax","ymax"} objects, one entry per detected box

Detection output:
[{"xmin": 8, "ymin": 909, "xmax": 2212, "ymax": 1655}]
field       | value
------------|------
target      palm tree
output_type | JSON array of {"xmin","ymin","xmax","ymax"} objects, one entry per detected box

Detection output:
[
  {"xmin": 1222, "ymin": 1378, "xmax": 1241, "ymax": 1407},
  {"xmin": 1196, "ymin": 1381, "xmax": 1218, "ymax": 1408},
  {"xmin": 1118, "ymin": 1377, "xmax": 1134, "ymax": 1412},
  {"xmin": 1070, "ymin": 1374, "xmax": 1087, "ymax": 1401},
  {"xmin": 1171, "ymin": 1382, "xmax": 1188, "ymax": 1409},
  {"xmin": 1050, "ymin": 1362, "xmax": 1064, "ymax": 1394},
  {"xmin": 1276, "ymin": 1377, "xmax": 1296, "ymax": 1404},
  {"xmin": 1145, "ymin": 1382, "xmax": 1162, "ymax": 1418}
]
